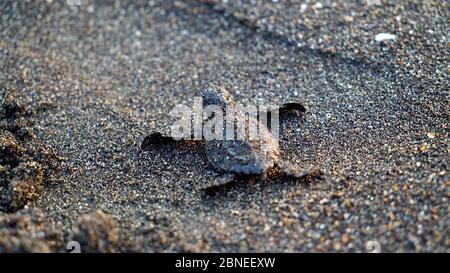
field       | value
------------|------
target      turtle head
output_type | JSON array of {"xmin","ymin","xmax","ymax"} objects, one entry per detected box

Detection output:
[{"xmin": 202, "ymin": 85, "xmax": 235, "ymax": 109}]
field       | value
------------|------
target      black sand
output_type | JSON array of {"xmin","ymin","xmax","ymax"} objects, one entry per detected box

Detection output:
[{"xmin": 0, "ymin": 0, "xmax": 448, "ymax": 252}]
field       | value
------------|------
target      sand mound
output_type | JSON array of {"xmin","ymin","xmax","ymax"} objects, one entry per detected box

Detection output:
[{"xmin": 0, "ymin": 91, "xmax": 60, "ymax": 212}]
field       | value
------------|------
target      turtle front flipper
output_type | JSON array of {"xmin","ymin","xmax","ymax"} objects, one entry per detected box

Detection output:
[
  {"xmin": 141, "ymin": 132, "xmax": 176, "ymax": 149},
  {"xmin": 201, "ymin": 173, "xmax": 236, "ymax": 194},
  {"xmin": 262, "ymin": 102, "xmax": 307, "ymax": 130},
  {"xmin": 275, "ymin": 161, "xmax": 321, "ymax": 180},
  {"xmin": 279, "ymin": 102, "xmax": 306, "ymax": 114},
  {"xmin": 141, "ymin": 131, "xmax": 199, "ymax": 150},
  {"xmin": 264, "ymin": 101, "xmax": 306, "ymax": 117}
]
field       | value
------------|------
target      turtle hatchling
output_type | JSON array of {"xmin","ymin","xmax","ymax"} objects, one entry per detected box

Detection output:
[{"xmin": 141, "ymin": 85, "xmax": 320, "ymax": 193}]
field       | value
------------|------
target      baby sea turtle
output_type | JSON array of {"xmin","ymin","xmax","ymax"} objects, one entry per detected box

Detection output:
[{"xmin": 142, "ymin": 85, "xmax": 319, "ymax": 193}]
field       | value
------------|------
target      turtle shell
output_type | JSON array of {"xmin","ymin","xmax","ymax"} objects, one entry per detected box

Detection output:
[
  {"xmin": 202, "ymin": 84, "xmax": 281, "ymax": 175},
  {"xmin": 205, "ymin": 126, "xmax": 280, "ymax": 175}
]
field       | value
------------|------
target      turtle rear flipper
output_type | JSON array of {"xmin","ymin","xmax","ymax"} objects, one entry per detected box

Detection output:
[
  {"xmin": 276, "ymin": 161, "xmax": 321, "ymax": 180},
  {"xmin": 201, "ymin": 173, "xmax": 236, "ymax": 194}
]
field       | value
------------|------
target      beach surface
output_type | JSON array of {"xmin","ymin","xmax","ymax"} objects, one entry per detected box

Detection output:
[{"xmin": 0, "ymin": 0, "xmax": 448, "ymax": 252}]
